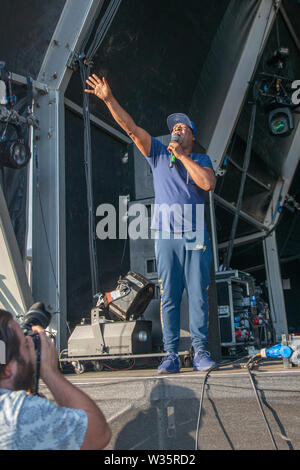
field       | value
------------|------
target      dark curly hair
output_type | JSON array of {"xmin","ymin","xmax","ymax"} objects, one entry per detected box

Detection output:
[{"xmin": 0, "ymin": 309, "xmax": 21, "ymax": 378}]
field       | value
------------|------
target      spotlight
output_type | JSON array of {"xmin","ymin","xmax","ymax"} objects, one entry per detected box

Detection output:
[
  {"xmin": 0, "ymin": 124, "xmax": 31, "ymax": 169},
  {"xmin": 268, "ymin": 107, "xmax": 294, "ymax": 136},
  {"xmin": 266, "ymin": 47, "xmax": 289, "ymax": 70}
]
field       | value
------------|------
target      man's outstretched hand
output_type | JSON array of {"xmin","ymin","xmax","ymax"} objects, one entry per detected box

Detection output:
[
  {"xmin": 85, "ymin": 74, "xmax": 112, "ymax": 102},
  {"xmin": 85, "ymin": 72, "xmax": 151, "ymax": 157}
]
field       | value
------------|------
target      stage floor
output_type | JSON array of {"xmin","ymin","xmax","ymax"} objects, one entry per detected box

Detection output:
[{"xmin": 40, "ymin": 359, "xmax": 300, "ymax": 450}]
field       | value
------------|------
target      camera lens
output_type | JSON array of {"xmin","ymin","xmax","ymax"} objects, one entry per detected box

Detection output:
[{"xmin": 23, "ymin": 302, "xmax": 52, "ymax": 330}]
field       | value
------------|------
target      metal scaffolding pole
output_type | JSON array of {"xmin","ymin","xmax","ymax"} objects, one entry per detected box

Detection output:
[{"xmin": 263, "ymin": 231, "xmax": 288, "ymax": 341}]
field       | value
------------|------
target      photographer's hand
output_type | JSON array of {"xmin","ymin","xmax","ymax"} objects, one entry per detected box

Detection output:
[{"xmin": 31, "ymin": 326, "xmax": 58, "ymax": 379}]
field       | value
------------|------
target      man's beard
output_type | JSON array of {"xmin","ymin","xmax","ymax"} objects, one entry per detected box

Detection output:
[{"xmin": 13, "ymin": 357, "xmax": 35, "ymax": 392}]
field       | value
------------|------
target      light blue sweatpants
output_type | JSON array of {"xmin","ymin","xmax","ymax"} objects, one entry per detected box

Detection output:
[{"xmin": 154, "ymin": 229, "xmax": 212, "ymax": 354}]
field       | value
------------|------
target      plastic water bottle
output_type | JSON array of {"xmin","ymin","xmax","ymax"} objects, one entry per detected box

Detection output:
[{"xmin": 260, "ymin": 343, "xmax": 293, "ymax": 358}]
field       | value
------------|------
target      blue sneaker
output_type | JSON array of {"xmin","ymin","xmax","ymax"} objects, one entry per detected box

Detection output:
[
  {"xmin": 193, "ymin": 350, "xmax": 217, "ymax": 371},
  {"xmin": 158, "ymin": 352, "xmax": 180, "ymax": 374}
]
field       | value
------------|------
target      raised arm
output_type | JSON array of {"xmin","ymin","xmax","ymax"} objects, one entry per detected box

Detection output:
[{"xmin": 85, "ymin": 74, "xmax": 151, "ymax": 156}]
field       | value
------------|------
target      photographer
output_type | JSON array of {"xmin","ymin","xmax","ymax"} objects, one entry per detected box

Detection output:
[{"xmin": 0, "ymin": 308, "xmax": 111, "ymax": 450}]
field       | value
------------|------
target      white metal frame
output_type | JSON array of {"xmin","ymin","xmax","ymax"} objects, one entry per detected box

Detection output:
[
  {"xmin": 0, "ymin": 186, "xmax": 33, "ymax": 318},
  {"xmin": 31, "ymin": 0, "xmax": 104, "ymax": 350}
]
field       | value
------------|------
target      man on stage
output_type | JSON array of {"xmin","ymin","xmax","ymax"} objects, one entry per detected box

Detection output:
[{"xmin": 85, "ymin": 74, "xmax": 217, "ymax": 373}]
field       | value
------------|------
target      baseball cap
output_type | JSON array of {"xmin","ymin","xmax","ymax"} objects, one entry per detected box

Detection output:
[{"xmin": 167, "ymin": 113, "xmax": 197, "ymax": 139}]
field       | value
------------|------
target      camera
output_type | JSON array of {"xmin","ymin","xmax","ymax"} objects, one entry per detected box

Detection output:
[
  {"xmin": 21, "ymin": 302, "xmax": 52, "ymax": 349},
  {"xmin": 21, "ymin": 302, "xmax": 52, "ymax": 395}
]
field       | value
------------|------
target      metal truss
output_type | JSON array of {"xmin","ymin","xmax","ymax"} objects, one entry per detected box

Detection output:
[
  {"xmin": 31, "ymin": 0, "xmax": 106, "ymax": 350},
  {"xmin": 205, "ymin": 0, "xmax": 298, "ymax": 341}
]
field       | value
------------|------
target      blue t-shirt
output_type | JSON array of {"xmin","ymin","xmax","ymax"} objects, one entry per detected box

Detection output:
[{"xmin": 144, "ymin": 137, "xmax": 214, "ymax": 232}]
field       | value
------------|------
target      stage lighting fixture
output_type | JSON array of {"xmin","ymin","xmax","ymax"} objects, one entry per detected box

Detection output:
[
  {"xmin": 268, "ymin": 107, "xmax": 294, "ymax": 136},
  {"xmin": 266, "ymin": 47, "xmax": 289, "ymax": 70},
  {"xmin": 0, "ymin": 124, "xmax": 30, "ymax": 169}
]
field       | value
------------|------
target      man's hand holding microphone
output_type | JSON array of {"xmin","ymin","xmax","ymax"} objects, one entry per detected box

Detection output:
[{"xmin": 168, "ymin": 134, "xmax": 180, "ymax": 167}]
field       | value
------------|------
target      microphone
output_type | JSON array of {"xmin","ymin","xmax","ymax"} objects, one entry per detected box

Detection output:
[{"xmin": 169, "ymin": 134, "xmax": 179, "ymax": 168}]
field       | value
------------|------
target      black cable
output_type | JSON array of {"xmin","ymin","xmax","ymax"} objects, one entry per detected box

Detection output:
[
  {"xmin": 194, "ymin": 355, "xmax": 297, "ymax": 449},
  {"xmin": 195, "ymin": 355, "xmax": 252, "ymax": 450},
  {"xmin": 120, "ymin": 236, "xmax": 128, "ymax": 271},
  {"xmin": 77, "ymin": 0, "xmax": 123, "ymax": 300},
  {"xmin": 246, "ymin": 357, "xmax": 278, "ymax": 450},
  {"xmin": 79, "ymin": 61, "xmax": 100, "ymax": 298},
  {"xmin": 86, "ymin": 0, "xmax": 122, "ymax": 59},
  {"xmin": 195, "ymin": 351, "xmax": 296, "ymax": 451},
  {"xmin": 79, "ymin": 0, "xmax": 106, "ymax": 55}
]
